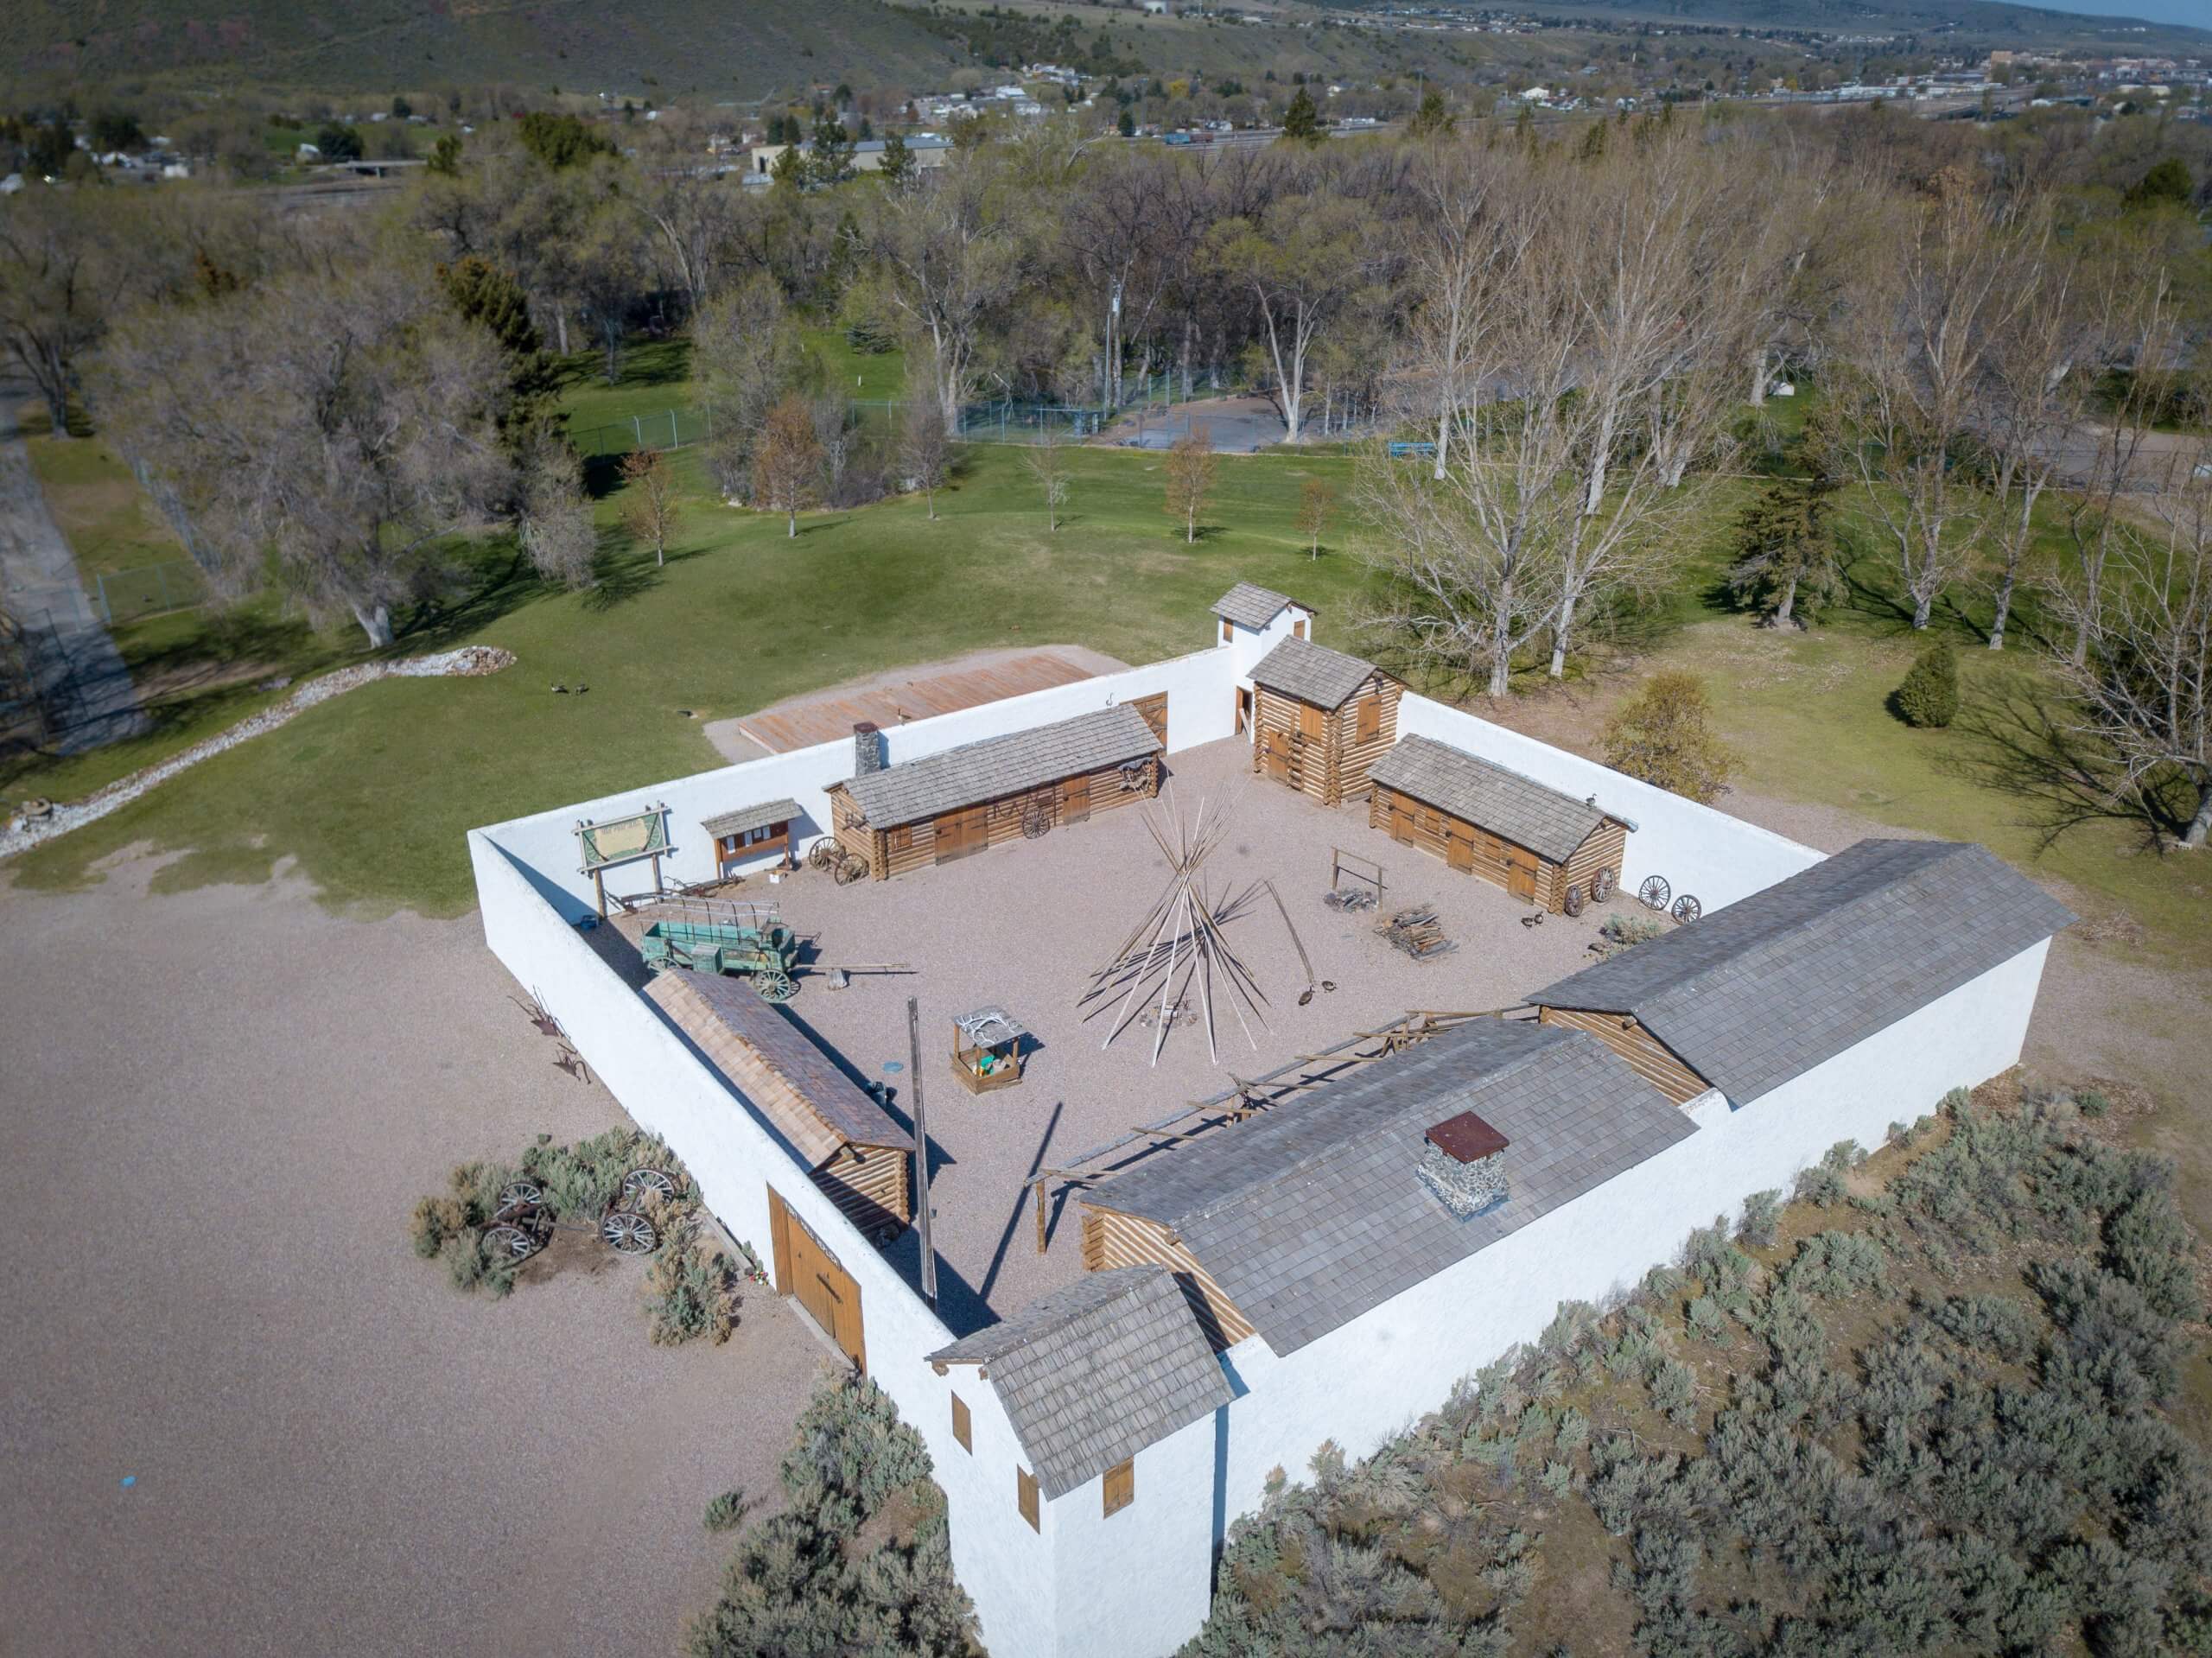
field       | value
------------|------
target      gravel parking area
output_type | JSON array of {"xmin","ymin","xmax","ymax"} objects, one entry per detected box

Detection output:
[
  {"xmin": 0, "ymin": 860, "xmax": 828, "ymax": 1658},
  {"xmin": 652, "ymin": 737, "xmax": 1656, "ymax": 1332}
]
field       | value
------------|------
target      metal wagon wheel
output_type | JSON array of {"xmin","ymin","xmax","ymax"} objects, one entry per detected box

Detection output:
[
  {"xmin": 484, "ymin": 1223, "xmax": 540, "ymax": 1262},
  {"xmin": 806, "ymin": 838, "xmax": 838, "ymax": 872},
  {"xmin": 602, "ymin": 1210, "xmax": 659, "ymax": 1255},
  {"xmin": 1637, "ymin": 874, "xmax": 1671, "ymax": 912},
  {"xmin": 493, "ymin": 1180, "xmax": 543, "ymax": 1220},
  {"xmin": 620, "ymin": 1167, "xmax": 678, "ymax": 1207},
  {"xmin": 1591, "ymin": 867, "xmax": 1618, "ymax": 903},
  {"xmin": 1671, "ymin": 894, "xmax": 1703, "ymax": 924},
  {"xmin": 1562, "ymin": 881, "xmax": 1586, "ymax": 918},
  {"xmin": 833, "ymin": 853, "xmax": 868, "ymax": 886},
  {"xmin": 753, "ymin": 969, "xmax": 798, "ymax": 1004}
]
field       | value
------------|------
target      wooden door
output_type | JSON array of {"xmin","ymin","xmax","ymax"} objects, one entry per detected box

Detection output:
[
  {"xmin": 934, "ymin": 805, "xmax": 987, "ymax": 864},
  {"xmin": 1504, "ymin": 846, "xmax": 1539, "ymax": 903},
  {"xmin": 1235, "ymin": 688, "xmax": 1251, "ymax": 735},
  {"xmin": 1390, "ymin": 797, "xmax": 1415, "ymax": 845},
  {"xmin": 1262, "ymin": 728, "xmax": 1291, "ymax": 784},
  {"xmin": 1446, "ymin": 820, "xmax": 1475, "ymax": 873},
  {"xmin": 769, "ymin": 1185, "xmax": 866, "ymax": 1372},
  {"xmin": 1061, "ymin": 774, "xmax": 1090, "ymax": 823}
]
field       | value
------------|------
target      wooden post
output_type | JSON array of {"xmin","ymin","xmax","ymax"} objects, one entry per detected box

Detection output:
[
  {"xmin": 907, "ymin": 996, "xmax": 938, "ymax": 1309},
  {"xmin": 593, "ymin": 866, "xmax": 607, "ymax": 919}
]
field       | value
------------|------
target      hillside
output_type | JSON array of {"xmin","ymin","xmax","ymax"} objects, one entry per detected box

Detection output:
[{"xmin": 0, "ymin": 0, "xmax": 970, "ymax": 100}]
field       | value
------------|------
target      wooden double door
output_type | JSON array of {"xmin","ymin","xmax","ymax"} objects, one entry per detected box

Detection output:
[
  {"xmin": 769, "ymin": 1185, "xmax": 866, "ymax": 1371},
  {"xmin": 933, "ymin": 804, "xmax": 988, "ymax": 864}
]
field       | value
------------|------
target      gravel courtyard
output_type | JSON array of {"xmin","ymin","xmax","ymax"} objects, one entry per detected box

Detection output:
[
  {"xmin": 645, "ymin": 737, "xmax": 1662, "ymax": 1332},
  {"xmin": 0, "ymin": 861, "xmax": 829, "ymax": 1658}
]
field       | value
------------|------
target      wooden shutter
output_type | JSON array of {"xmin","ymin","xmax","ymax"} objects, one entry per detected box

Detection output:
[
  {"xmin": 1356, "ymin": 696, "xmax": 1381, "ymax": 742},
  {"xmin": 1297, "ymin": 702, "xmax": 1325, "ymax": 741},
  {"xmin": 951, "ymin": 1394, "xmax": 972, "ymax": 1453},
  {"xmin": 1221, "ymin": 618, "xmax": 1233, "ymax": 643},
  {"xmin": 1103, "ymin": 1457, "xmax": 1135, "ymax": 1518},
  {"xmin": 1017, "ymin": 1467, "xmax": 1040, "ymax": 1531},
  {"xmin": 1293, "ymin": 617, "xmax": 1307, "ymax": 639}
]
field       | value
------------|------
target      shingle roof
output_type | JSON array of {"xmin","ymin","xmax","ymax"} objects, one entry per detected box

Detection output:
[
  {"xmin": 1530, "ymin": 839, "xmax": 2075, "ymax": 1104},
  {"xmin": 1249, "ymin": 635, "xmax": 1382, "ymax": 710},
  {"xmin": 700, "ymin": 797, "xmax": 802, "ymax": 840},
  {"xmin": 927, "ymin": 1265, "xmax": 1232, "ymax": 1499},
  {"xmin": 836, "ymin": 703, "xmax": 1160, "ymax": 831},
  {"xmin": 1088, "ymin": 1019, "xmax": 1693, "ymax": 1356},
  {"xmin": 1369, "ymin": 735, "xmax": 1614, "ymax": 864},
  {"xmin": 648, "ymin": 969, "xmax": 913, "ymax": 1153},
  {"xmin": 1211, "ymin": 581, "xmax": 1300, "ymax": 631}
]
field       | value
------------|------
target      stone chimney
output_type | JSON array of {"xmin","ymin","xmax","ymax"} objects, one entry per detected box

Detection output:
[
  {"xmin": 854, "ymin": 721, "xmax": 885, "ymax": 777},
  {"xmin": 1417, "ymin": 1110, "xmax": 1510, "ymax": 1217}
]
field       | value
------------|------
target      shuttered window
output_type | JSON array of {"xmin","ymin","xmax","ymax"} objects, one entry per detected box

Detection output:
[
  {"xmin": 1293, "ymin": 618, "xmax": 1307, "ymax": 639},
  {"xmin": 952, "ymin": 1394, "xmax": 972, "ymax": 1453},
  {"xmin": 1221, "ymin": 618, "xmax": 1234, "ymax": 643},
  {"xmin": 1017, "ymin": 1467, "xmax": 1040, "ymax": 1531},
  {"xmin": 888, "ymin": 824, "xmax": 912, "ymax": 852},
  {"xmin": 1356, "ymin": 696, "xmax": 1381, "ymax": 742},
  {"xmin": 1103, "ymin": 1457, "xmax": 1135, "ymax": 1518}
]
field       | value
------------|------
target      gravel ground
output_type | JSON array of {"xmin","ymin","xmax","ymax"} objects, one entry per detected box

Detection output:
[
  {"xmin": 640, "ymin": 738, "xmax": 1656, "ymax": 1333},
  {"xmin": 0, "ymin": 858, "xmax": 829, "ymax": 1658}
]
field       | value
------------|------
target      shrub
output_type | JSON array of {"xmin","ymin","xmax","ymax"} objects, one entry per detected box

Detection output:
[
  {"xmin": 409, "ymin": 1194, "xmax": 466, "ymax": 1259},
  {"xmin": 1892, "ymin": 641, "xmax": 1959, "ymax": 728},
  {"xmin": 702, "ymin": 1489, "xmax": 749, "ymax": 1533},
  {"xmin": 1597, "ymin": 912, "xmax": 1668, "ymax": 956},
  {"xmin": 1738, "ymin": 1189, "xmax": 1783, "ymax": 1248},
  {"xmin": 2075, "ymin": 1089, "xmax": 2110, "ymax": 1119},
  {"xmin": 1601, "ymin": 672, "xmax": 1737, "ymax": 803},
  {"xmin": 645, "ymin": 1223, "xmax": 743, "ymax": 1345}
]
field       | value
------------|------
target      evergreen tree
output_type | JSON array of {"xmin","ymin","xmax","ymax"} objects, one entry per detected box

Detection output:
[
  {"xmin": 876, "ymin": 130, "xmax": 914, "ymax": 187},
  {"xmin": 1280, "ymin": 86, "xmax": 1323, "ymax": 144},
  {"xmin": 1892, "ymin": 642, "xmax": 1960, "ymax": 729},
  {"xmin": 1408, "ymin": 88, "xmax": 1455, "ymax": 138}
]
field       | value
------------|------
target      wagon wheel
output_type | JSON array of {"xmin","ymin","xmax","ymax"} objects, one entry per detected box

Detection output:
[
  {"xmin": 1021, "ymin": 802, "xmax": 1051, "ymax": 840},
  {"xmin": 806, "ymin": 838, "xmax": 838, "ymax": 872},
  {"xmin": 602, "ymin": 1210, "xmax": 659, "ymax": 1255},
  {"xmin": 1637, "ymin": 874, "xmax": 1671, "ymax": 912},
  {"xmin": 621, "ymin": 1167, "xmax": 678, "ymax": 1207},
  {"xmin": 834, "ymin": 853, "xmax": 868, "ymax": 886},
  {"xmin": 1562, "ymin": 881, "xmax": 1586, "ymax": 918},
  {"xmin": 494, "ymin": 1180, "xmax": 543, "ymax": 1219},
  {"xmin": 484, "ymin": 1223, "xmax": 540, "ymax": 1262},
  {"xmin": 1671, "ymin": 894, "xmax": 1703, "ymax": 924},
  {"xmin": 753, "ymin": 969, "xmax": 797, "ymax": 1004},
  {"xmin": 1591, "ymin": 867, "xmax": 1618, "ymax": 903}
]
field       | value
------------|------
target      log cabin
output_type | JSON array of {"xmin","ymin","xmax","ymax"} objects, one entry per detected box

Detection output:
[
  {"xmin": 1367, "ymin": 734, "xmax": 1631, "ymax": 912},
  {"xmin": 645, "ymin": 968, "xmax": 915, "ymax": 1237},
  {"xmin": 1529, "ymin": 839, "xmax": 2077, "ymax": 1108},
  {"xmin": 1247, "ymin": 636, "xmax": 1402, "ymax": 808},
  {"xmin": 826, "ymin": 702, "xmax": 1164, "ymax": 881}
]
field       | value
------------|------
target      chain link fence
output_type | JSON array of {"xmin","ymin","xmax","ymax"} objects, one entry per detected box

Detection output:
[{"xmin": 93, "ymin": 561, "xmax": 209, "ymax": 626}]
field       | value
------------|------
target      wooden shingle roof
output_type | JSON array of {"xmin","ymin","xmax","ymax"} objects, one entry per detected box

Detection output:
[
  {"xmin": 1211, "ymin": 581, "xmax": 1300, "ymax": 631},
  {"xmin": 701, "ymin": 797, "xmax": 802, "ymax": 840},
  {"xmin": 1530, "ymin": 839, "xmax": 2075, "ymax": 1104},
  {"xmin": 927, "ymin": 1266, "xmax": 1231, "ymax": 1498},
  {"xmin": 836, "ymin": 703, "xmax": 1160, "ymax": 831},
  {"xmin": 1369, "ymin": 735, "xmax": 1616, "ymax": 864},
  {"xmin": 1249, "ymin": 635, "xmax": 1382, "ymax": 710},
  {"xmin": 1087, "ymin": 1019, "xmax": 1689, "ymax": 1356},
  {"xmin": 645, "ymin": 969, "xmax": 913, "ymax": 1159}
]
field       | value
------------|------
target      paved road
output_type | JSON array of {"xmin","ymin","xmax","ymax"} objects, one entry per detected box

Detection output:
[
  {"xmin": 0, "ymin": 380, "xmax": 147, "ymax": 753},
  {"xmin": 0, "ymin": 865, "xmax": 828, "ymax": 1656},
  {"xmin": 1107, "ymin": 394, "xmax": 1288, "ymax": 454}
]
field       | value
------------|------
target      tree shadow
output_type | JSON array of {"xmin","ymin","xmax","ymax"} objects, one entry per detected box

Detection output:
[
  {"xmin": 397, "ymin": 546, "xmax": 548, "ymax": 652},
  {"xmin": 1941, "ymin": 671, "xmax": 2183, "ymax": 854}
]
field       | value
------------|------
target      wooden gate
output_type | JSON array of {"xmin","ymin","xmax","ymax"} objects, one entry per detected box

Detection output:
[
  {"xmin": 1131, "ymin": 691, "xmax": 1168, "ymax": 748},
  {"xmin": 933, "ymin": 805, "xmax": 988, "ymax": 864},
  {"xmin": 769, "ymin": 1185, "xmax": 867, "ymax": 1372}
]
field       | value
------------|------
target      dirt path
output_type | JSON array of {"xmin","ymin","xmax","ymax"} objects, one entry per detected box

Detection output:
[
  {"xmin": 0, "ymin": 857, "xmax": 829, "ymax": 1656},
  {"xmin": 0, "ymin": 383, "xmax": 147, "ymax": 753}
]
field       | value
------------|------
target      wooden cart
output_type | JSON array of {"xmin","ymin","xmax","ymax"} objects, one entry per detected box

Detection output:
[{"xmin": 951, "ymin": 1007, "xmax": 1028, "ymax": 1095}]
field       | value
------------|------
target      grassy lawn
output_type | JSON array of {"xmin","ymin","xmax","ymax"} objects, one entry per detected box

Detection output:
[{"xmin": 15, "ymin": 406, "xmax": 196, "ymax": 589}]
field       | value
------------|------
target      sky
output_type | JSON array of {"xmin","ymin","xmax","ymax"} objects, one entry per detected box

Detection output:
[{"xmin": 2004, "ymin": 0, "xmax": 2209, "ymax": 29}]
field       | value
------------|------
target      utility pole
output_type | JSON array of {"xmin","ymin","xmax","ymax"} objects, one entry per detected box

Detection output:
[{"xmin": 906, "ymin": 996, "xmax": 938, "ymax": 1308}]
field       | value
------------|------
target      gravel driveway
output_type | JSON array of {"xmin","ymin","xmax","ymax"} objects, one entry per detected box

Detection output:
[{"xmin": 0, "ymin": 861, "xmax": 827, "ymax": 1657}]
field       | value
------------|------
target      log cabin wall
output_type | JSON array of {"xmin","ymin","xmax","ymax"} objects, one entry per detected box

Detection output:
[
  {"xmin": 839, "ymin": 756, "xmax": 1160, "ymax": 881},
  {"xmin": 1251, "ymin": 686, "xmax": 1329, "ymax": 805},
  {"xmin": 811, "ymin": 1140, "xmax": 913, "ymax": 1236},
  {"xmin": 1331, "ymin": 676, "xmax": 1402, "ymax": 804},
  {"xmin": 1536, "ymin": 1005, "xmax": 1710, "ymax": 1105},
  {"xmin": 1560, "ymin": 821, "xmax": 1630, "ymax": 904},
  {"xmin": 1367, "ymin": 779, "xmax": 1619, "ymax": 914},
  {"xmin": 1080, "ymin": 1203, "xmax": 1257, "ymax": 1350}
]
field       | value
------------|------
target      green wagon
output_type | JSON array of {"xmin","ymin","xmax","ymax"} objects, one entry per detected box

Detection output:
[{"xmin": 640, "ymin": 899, "xmax": 802, "ymax": 1001}]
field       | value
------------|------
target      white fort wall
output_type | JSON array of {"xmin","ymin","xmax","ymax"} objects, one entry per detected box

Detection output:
[
  {"xmin": 466, "ymin": 622, "xmax": 2047, "ymax": 1658},
  {"xmin": 1205, "ymin": 937, "xmax": 2055, "ymax": 1534}
]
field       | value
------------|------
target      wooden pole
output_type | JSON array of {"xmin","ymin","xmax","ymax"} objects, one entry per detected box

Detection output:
[{"xmin": 906, "ymin": 996, "xmax": 938, "ymax": 1309}]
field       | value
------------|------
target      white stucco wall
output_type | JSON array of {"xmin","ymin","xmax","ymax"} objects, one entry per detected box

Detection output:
[
  {"xmin": 1047, "ymin": 1408, "xmax": 1221, "ymax": 1658},
  {"xmin": 1205, "ymin": 937, "xmax": 2054, "ymax": 1531},
  {"xmin": 1393, "ymin": 693, "xmax": 1823, "ymax": 914},
  {"xmin": 1221, "ymin": 600, "xmax": 1314, "ymax": 685}
]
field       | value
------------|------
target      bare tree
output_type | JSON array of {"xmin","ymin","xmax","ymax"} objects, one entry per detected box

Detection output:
[
  {"xmin": 2043, "ymin": 438, "xmax": 2212, "ymax": 848},
  {"xmin": 694, "ymin": 273, "xmax": 805, "ymax": 500},
  {"xmin": 1212, "ymin": 194, "xmax": 1372, "ymax": 445},
  {"xmin": 1026, "ymin": 429, "xmax": 1071, "ymax": 531},
  {"xmin": 861, "ymin": 159, "xmax": 1021, "ymax": 435},
  {"xmin": 1164, "ymin": 424, "xmax": 1216, "ymax": 543},
  {"xmin": 753, "ymin": 395, "xmax": 822, "ymax": 537},
  {"xmin": 1298, "ymin": 476, "xmax": 1336, "ymax": 559},
  {"xmin": 1836, "ymin": 171, "xmax": 2035, "ymax": 631},
  {"xmin": 619, "ymin": 448, "xmax": 682, "ymax": 567},
  {"xmin": 92, "ymin": 249, "xmax": 564, "ymax": 648},
  {"xmin": 0, "ymin": 190, "xmax": 181, "ymax": 438},
  {"xmin": 899, "ymin": 397, "xmax": 950, "ymax": 518}
]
